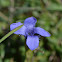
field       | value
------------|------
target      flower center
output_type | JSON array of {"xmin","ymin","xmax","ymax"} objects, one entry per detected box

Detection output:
[{"xmin": 26, "ymin": 27, "xmax": 35, "ymax": 36}]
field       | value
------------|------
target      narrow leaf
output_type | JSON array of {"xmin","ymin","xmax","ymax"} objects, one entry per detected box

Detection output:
[{"xmin": 0, "ymin": 25, "xmax": 23, "ymax": 43}]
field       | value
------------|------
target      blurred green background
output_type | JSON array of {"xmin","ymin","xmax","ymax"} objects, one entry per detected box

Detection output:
[{"xmin": 0, "ymin": 0, "xmax": 62, "ymax": 62}]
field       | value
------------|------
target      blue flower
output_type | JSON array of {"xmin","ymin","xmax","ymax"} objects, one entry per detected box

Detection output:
[{"xmin": 10, "ymin": 17, "xmax": 51, "ymax": 50}]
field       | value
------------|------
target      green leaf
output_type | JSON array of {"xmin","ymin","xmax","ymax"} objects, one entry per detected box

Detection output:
[{"xmin": 0, "ymin": 25, "xmax": 23, "ymax": 43}]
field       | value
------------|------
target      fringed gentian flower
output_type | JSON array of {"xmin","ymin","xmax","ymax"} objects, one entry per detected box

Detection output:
[{"xmin": 10, "ymin": 17, "xmax": 51, "ymax": 50}]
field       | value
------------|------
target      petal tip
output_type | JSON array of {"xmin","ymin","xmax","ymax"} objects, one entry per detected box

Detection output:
[
  {"xmin": 47, "ymin": 33, "xmax": 51, "ymax": 37},
  {"xmin": 31, "ymin": 17, "xmax": 37, "ymax": 21}
]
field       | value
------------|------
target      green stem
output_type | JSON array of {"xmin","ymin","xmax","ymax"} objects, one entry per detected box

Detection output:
[{"xmin": 0, "ymin": 25, "xmax": 23, "ymax": 43}]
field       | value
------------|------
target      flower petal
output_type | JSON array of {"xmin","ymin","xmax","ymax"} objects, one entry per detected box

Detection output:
[
  {"xmin": 10, "ymin": 22, "xmax": 22, "ymax": 30},
  {"xmin": 24, "ymin": 17, "xmax": 37, "ymax": 28},
  {"xmin": 26, "ymin": 35, "xmax": 39, "ymax": 50},
  {"xmin": 10, "ymin": 22, "xmax": 26, "ymax": 36},
  {"xmin": 18, "ymin": 26, "xmax": 26, "ymax": 36},
  {"xmin": 34, "ymin": 27, "xmax": 51, "ymax": 37}
]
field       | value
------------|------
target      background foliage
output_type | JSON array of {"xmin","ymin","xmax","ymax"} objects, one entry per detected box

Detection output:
[{"xmin": 0, "ymin": 0, "xmax": 62, "ymax": 62}]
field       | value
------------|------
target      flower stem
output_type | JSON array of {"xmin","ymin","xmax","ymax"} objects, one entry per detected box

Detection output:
[{"xmin": 0, "ymin": 25, "xmax": 23, "ymax": 43}]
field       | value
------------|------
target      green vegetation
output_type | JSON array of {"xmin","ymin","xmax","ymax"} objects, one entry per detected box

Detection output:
[{"xmin": 0, "ymin": 0, "xmax": 62, "ymax": 62}]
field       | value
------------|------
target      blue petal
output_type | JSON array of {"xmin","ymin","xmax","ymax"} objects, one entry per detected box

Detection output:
[
  {"xmin": 10, "ymin": 22, "xmax": 22, "ymax": 31},
  {"xmin": 26, "ymin": 35, "xmax": 39, "ymax": 50},
  {"xmin": 24, "ymin": 17, "xmax": 37, "ymax": 28},
  {"xmin": 10, "ymin": 22, "xmax": 26, "ymax": 36},
  {"xmin": 18, "ymin": 26, "xmax": 26, "ymax": 36},
  {"xmin": 34, "ymin": 27, "xmax": 51, "ymax": 37}
]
